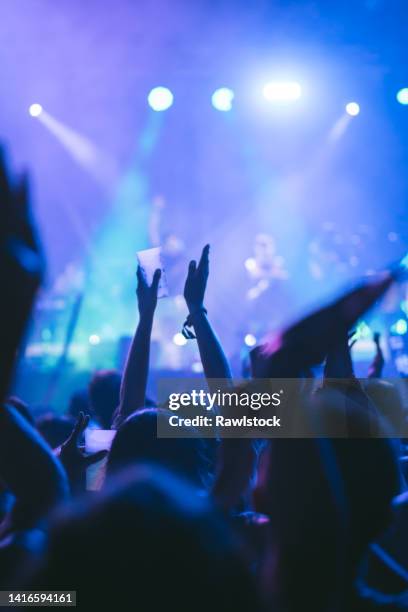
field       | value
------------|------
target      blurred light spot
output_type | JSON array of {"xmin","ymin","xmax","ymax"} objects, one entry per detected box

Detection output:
[
  {"xmin": 345, "ymin": 102, "xmax": 360, "ymax": 116},
  {"xmin": 387, "ymin": 231, "xmax": 398, "ymax": 242},
  {"xmin": 89, "ymin": 334, "xmax": 101, "ymax": 345},
  {"xmin": 173, "ymin": 332, "xmax": 187, "ymax": 346},
  {"xmin": 29, "ymin": 103, "xmax": 43, "ymax": 117},
  {"xmin": 356, "ymin": 321, "xmax": 371, "ymax": 339},
  {"xmin": 245, "ymin": 257, "xmax": 257, "ymax": 271},
  {"xmin": 191, "ymin": 361, "xmax": 204, "ymax": 373},
  {"xmin": 244, "ymin": 333, "xmax": 257, "ymax": 347},
  {"xmin": 211, "ymin": 87, "xmax": 234, "ymax": 111},
  {"xmin": 393, "ymin": 319, "xmax": 408, "ymax": 335},
  {"xmin": 349, "ymin": 255, "xmax": 359, "ymax": 267},
  {"xmin": 263, "ymin": 81, "xmax": 301, "ymax": 102},
  {"xmin": 148, "ymin": 87, "xmax": 174, "ymax": 111},
  {"xmin": 397, "ymin": 88, "xmax": 408, "ymax": 105}
]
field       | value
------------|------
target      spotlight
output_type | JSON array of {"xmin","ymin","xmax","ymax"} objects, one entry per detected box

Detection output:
[
  {"xmin": 396, "ymin": 88, "xmax": 408, "ymax": 105},
  {"xmin": 147, "ymin": 87, "xmax": 173, "ymax": 111},
  {"xmin": 263, "ymin": 81, "xmax": 301, "ymax": 102},
  {"xmin": 211, "ymin": 87, "xmax": 234, "ymax": 111},
  {"xmin": 29, "ymin": 103, "xmax": 43, "ymax": 117},
  {"xmin": 345, "ymin": 102, "xmax": 360, "ymax": 116},
  {"xmin": 244, "ymin": 333, "xmax": 257, "ymax": 347},
  {"xmin": 244, "ymin": 257, "xmax": 257, "ymax": 272},
  {"xmin": 173, "ymin": 332, "xmax": 187, "ymax": 346}
]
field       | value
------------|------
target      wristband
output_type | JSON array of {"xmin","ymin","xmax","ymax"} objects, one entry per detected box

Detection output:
[{"xmin": 181, "ymin": 307, "xmax": 207, "ymax": 340}]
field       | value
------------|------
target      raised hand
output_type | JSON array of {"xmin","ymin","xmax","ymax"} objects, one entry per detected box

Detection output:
[
  {"xmin": 136, "ymin": 266, "xmax": 161, "ymax": 319},
  {"xmin": 184, "ymin": 244, "xmax": 210, "ymax": 313},
  {"xmin": 58, "ymin": 412, "xmax": 107, "ymax": 493},
  {"xmin": 0, "ymin": 149, "xmax": 44, "ymax": 401}
]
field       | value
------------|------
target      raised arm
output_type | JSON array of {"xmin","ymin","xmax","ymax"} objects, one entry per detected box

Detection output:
[
  {"xmin": 183, "ymin": 245, "xmax": 232, "ymax": 382},
  {"xmin": 183, "ymin": 246, "xmax": 253, "ymax": 510},
  {"xmin": 113, "ymin": 267, "xmax": 161, "ymax": 427},
  {"xmin": 368, "ymin": 332, "xmax": 385, "ymax": 378}
]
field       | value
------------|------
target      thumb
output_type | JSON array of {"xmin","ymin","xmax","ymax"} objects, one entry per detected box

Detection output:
[{"xmin": 152, "ymin": 268, "xmax": 161, "ymax": 291}]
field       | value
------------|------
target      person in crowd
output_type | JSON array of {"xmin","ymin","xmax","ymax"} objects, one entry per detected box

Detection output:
[
  {"xmin": 25, "ymin": 465, "xmax": 261, "ymax": 611},
  {"xmin": 36, "ymin": 413, "xmax": 76, "ymax": 449},
  {"xmin": 88, "ymin": 368, "xmax": 121, "ymax": 429}
]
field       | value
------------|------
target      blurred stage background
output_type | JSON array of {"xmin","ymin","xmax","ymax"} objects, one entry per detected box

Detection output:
[{"xmin": 1, "ymin": 0, "xmax": 407, "ymax": 408}]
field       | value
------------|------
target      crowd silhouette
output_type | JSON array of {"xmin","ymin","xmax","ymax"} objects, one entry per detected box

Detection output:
[{"xmin": 0, "ymin": 148, "xmax": 407, "ymax": 611}]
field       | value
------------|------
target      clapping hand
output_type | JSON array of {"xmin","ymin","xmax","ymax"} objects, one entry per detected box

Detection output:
[
  {"xmin": 184, "ymin": 244, "xmax": 210, "ymax": 313},
  {"xmin": 136, "ymin": 266, "xmax": 161, "ymax": 319}
]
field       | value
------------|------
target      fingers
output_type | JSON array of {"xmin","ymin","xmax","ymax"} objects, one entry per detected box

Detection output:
[
  {"xmin": 188, "ymin": 260, "xmax": 197, "ymax": 277},
  {"xmin": 197, "ymin": 244, "xmax": 210, "ymax": 275},
  {"xmin": 137, "ymin": 265, "xmax": 148, "ymax": 288},
  {"xmin": 85, "ymin": 449, "xmax": 108, "ymax": 467},
  {"xmin": 67, "ymin": 412, "xmax": 89, "ymax": 445}
]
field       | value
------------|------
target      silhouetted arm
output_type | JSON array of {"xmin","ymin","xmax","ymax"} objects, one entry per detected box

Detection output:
[
  {"xmin": 368, "ymin": 332, "xmax": 385, "ymax": 378},
  {"xmin": 183, "ymin": 245, "xmax": 232, "ymax": 383},
  {"xmin": 113, "ymin": 267, "xmax": 161, "ymax": 427}
]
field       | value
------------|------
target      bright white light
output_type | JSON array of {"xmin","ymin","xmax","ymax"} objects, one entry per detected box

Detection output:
[
  {"xmin": 244, "ymin": 333, "xmax": 257, "ymax": 347},
  {"xmin": 147, "ymin": 87, "xmax": 174, "ymax": 111},
  {"xmin": 345, "ymin": 102, "xmax": 360, "ymax": 116},
  {"xmin": 173, "ymin": 332, "xmax": 187, "ymax": 346},
  {"xmin": 396, "ymin": 88, "xmax": 408, "ymax": 105},
  {"xmin": 89, "ymin": 334, "xmax": 100, "ymax": 345},
  {"xmin": 263, "ymin": 81, "xmax": 302, "ymax": 102},
  {"xmin": 244, "ymin": 257, "xmax": 257, "ymax": 272},
  {"xmin": 211, "ymin": 87, "xmax": 234, "ymax": 111},
  {"xmin": 29, "ymin": 103, "xmax": 43, "ymax": 117}
]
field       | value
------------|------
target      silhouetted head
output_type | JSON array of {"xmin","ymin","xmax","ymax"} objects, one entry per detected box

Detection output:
[
  {"xmin": 26, "ymin": 465, "xmax": 259, "ymax": 611},
  {"xmin": 67, "ymin": 389, "xmax": 91, "ymax": 420},
  {"xmin": 36, "ymin": 413, "xmax": 76, "ymax": 449},
  {"xmin": 6, "ymin": 396, "xmax": 35, "ymax": 427},
  {"xmin": 107, "ymin": 409, "xmax": 210, "ymax": 489},
  {"xmin": 88, "ymin": 369, "xmax": 121, "ymax": 429}
]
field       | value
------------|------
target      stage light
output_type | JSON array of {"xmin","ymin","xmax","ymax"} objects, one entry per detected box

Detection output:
[
  {"xmin": 263, "ymin": 81, "xmax": 301, "ymax": 102},
  {"xmin": 89, "ymin": 334, "xmax": 101, "ymax": 345},
  {"xmin": 211, "ymin": 87, "xmax": 234, "ymax": 111},
  {"xmin": 29, "ymin": 103, "xmax": 43, "ymax": 117},
  {"xmin": 394, "ymin": 319, "xmax": 408, "ymax": 335},
  {"xmin": 244, "ymin": 333, "xmax": 257, "ymax": 347},
  {"xmin": 147, "ymin": 87, "xmax": 173, "ymax": 111},
  {"xmin": 244, "ymin": 257, "xmax": 257, "ymax": 272},
  {"xmin": 396, "ymin": 88, "xmax": 408, "ymax": 105},
  {"xmin": 173, "ymin": 332, "xmax": 187, "ymax": 346},
  {"xmin": 345, "ymin": 102, "xmax": 360, "ymax": 116}
]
